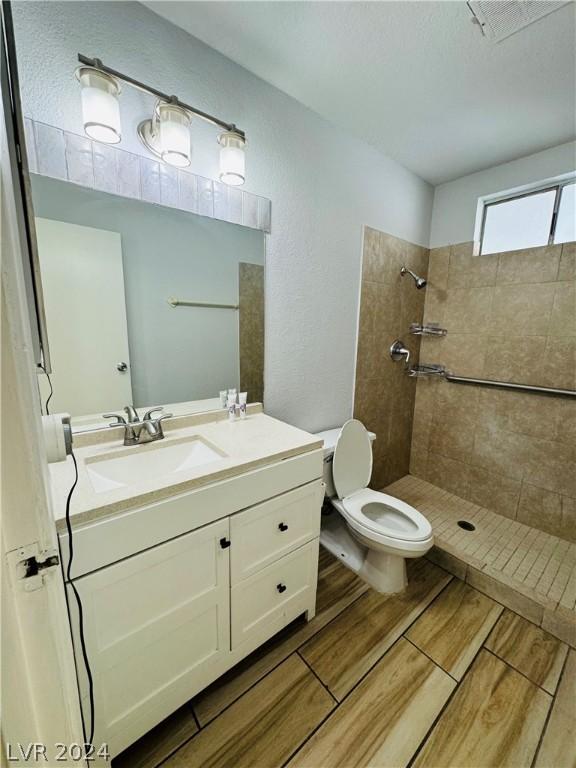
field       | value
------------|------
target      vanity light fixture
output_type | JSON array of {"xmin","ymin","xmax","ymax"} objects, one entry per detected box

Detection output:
[
  {"xmin": 138, "ymin": 101, "xmax": 192, "ymax": 168},
  {"xmin": 218, "ymin": 130, "xmax": 246, "ymax": 186},
  {"xmin": 76, "ymin": 54, "xmax": 246, "ymax": 181},
  {"xmin": 76, "ymin": 64, "xmax": 122, "ymax": 144}
]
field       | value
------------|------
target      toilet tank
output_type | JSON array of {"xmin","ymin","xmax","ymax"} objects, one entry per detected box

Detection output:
[{"xmin": 315, "ymin": 426, "xmax": 376, "ymax": 498}]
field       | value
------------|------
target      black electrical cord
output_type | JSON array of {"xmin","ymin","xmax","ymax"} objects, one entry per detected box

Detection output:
[
  {"xmin": 37, "ymin": 362, "xmax": 53, "ymax": 416},
  {"xmin": 64, "ymin": 451, "xmax": 96, "ymax": 746}
]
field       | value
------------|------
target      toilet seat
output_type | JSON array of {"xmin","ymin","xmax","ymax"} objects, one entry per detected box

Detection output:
[{"xmin": 332, "ymin": 420, "xmax": 433, "ymax": 551}]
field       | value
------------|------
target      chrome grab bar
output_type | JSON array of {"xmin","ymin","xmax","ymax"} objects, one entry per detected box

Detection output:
[
  {"xmin": 407, "ymin": 365, "xmax": 576, "ymax": 398},
  {"xmin": 444, "ymin": 373, "xmax": 576, "ymax": 399}
]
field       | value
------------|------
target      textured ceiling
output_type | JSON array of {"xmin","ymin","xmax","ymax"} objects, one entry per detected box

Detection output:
[{"xmin": 144, "ymin": 1, "xmax": 576, "ymax": 185}]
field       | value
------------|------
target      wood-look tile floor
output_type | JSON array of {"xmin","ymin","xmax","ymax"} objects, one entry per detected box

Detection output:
[{"xmin": 113, "ymin": 548, "xmax": 574, "ymax": 768}]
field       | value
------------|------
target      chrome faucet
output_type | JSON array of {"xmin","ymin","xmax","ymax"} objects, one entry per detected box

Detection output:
[{"xmin": 103, "ymin": 406, "xmax": 173, "ymax": 446}]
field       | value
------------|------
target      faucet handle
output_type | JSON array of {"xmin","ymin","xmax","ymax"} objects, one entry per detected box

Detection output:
[
  {"xmin": 143, "ymin": 407, "xmax": 164, "ymax": 421},
  {"xmin": 124, "ymin": 405, "xmax": 140, "ymax": 423},
  {"xmin": 103, "ymin": 413, "xmax": 127, "ymax": 427},
  {"xmin": 158, "ymin": 413, "xmax": 173, "ymax": 422}
]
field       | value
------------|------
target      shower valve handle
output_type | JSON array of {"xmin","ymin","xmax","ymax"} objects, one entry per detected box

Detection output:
[{"xmin": 390, "ymin": 340, "xmax": 411, "ymax": 366}]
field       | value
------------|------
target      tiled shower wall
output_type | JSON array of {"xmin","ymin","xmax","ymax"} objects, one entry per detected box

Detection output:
[
  {"xmin": 411, "ymin": 241, "xmax": 576, "ymax": 542},
  {"xmin": 239, "ymin": 263, "xmax": 265, "ymax": 404},
  {"xmin": 354, "ymin": 227, "xmax": 428, "ymax": 488}
]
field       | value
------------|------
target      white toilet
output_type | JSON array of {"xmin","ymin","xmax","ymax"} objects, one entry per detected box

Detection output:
[{"xmin": 316, "ymin": 419, "xmax": 433, "ymax": 593}]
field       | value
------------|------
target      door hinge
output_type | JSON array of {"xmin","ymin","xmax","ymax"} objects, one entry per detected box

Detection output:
[{"xmin": 7, "ymin": 542, "xmax": 61, "ymax": 592}]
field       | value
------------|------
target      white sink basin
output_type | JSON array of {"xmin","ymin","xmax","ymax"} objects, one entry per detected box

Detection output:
[{"xmin": 86, "ymin": 436, "xmax": 227, "ymax": 493}]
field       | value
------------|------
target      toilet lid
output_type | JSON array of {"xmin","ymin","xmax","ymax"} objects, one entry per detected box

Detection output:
[{"xmin": 332, "ymin": 419, "xmax": 372, "ymax": 499}]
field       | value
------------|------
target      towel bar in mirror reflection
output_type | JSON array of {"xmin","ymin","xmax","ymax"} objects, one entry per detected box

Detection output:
[{"xmin": 167, "ymin": 298, "xmax": 239, "ymax": 310}]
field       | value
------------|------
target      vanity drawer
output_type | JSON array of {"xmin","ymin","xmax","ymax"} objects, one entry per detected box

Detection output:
[
  {"xmin": 230, "ymin": 480, "xmax": 323, "ymax": 582},
  {"xmin": 231, "ymin": 539, "xmax": 319, "ymax": 651}
]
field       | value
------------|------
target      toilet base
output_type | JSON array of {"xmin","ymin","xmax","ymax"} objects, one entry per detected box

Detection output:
[
  {"xmin": 360, "ymin": 549, "xmax": 407, "ymax": 594},
  {"xmin": 320, "ymin": 509, "xmax": 408, "ymax": 594}
]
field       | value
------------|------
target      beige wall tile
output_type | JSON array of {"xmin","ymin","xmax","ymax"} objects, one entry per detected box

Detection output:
[
  {"xmin": 426, "ymin": 453, "xmax": 471, "ymax": 498},
  {"xmin": 557, "ymin": 400, "xmax": 576, "ymax": 446},
  {"xmin": 522, "ymin": 436, "xmax": 576, "ymax": 499},
  {"xmin": 374, "ymin": 280, "xmax": 402, "ymax": 333},
  {"xmin": 467, "ymin": 466, "xmax": 521, "ymax": 520},
  {"xmin": 475, "ymin": 389, "xmax": 561, "ymax": 441},
  {"xmin": 429, "ymin": 411, "xmax": 476, "ymax": 463},
  {"xmin": 471, "ymin": 426, "xmax": 529, "ymax": 481},
  {"xmin": 427, "ymin": 332, "xmax": 486, "ymax": 377},
  {"xmin": 427, "ymin": 246, "xmax": 450, "ymax": 290},
  {"xmin": 496, "ymin": 245, "xmax": 562, "ymax": 285},
  {"xmin": 517, "ymin": 484, "xmax": 576, "ymax": 542},
  {"xmin": 482, "ymin": 335, "xmax": 545, "ymax": 382},
  {"xmin": 540, "ymin": 336, "xmax": 575, "ymax": 389},
  {"xmin": 409, "ymin": 448, "xmax": 429, "ymax": 479},
  {"xmin": 449, "ymin": 242, "xmax": 498, "ymax": 288},
  {"xmin": 443, "ymin": 286, "xmax": 494, "ymax": 333},
  {"xmin": 358, "ymin": 282, "xmax": 377, "ymax": 337},
  {"xmin": 380, "ymin": 232, "xmax": 407, "ymax": 284},
  {"xmin": 355, "ymin": 227, "xmax": 426, "ymax": 498},
  {"xmin": 489, "ymin": 283, "xmax": 556, "ymax": 336},
  {"xmin": 558, "ymin": 241, "xmax": 576, "ymax": 281},
  {"xmin": 361, "ymin": 227, "xmax": 383, "ymax": 283},
  {"xmin": 549, "ymin": 282, "xmax": 575, "ymax": 337}
]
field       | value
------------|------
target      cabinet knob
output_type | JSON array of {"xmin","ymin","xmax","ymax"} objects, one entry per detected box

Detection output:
[
  {"xmin": 276, "ymin": 583, "xmax": 287, "ymax": 593},
  {"xmin": 219, "ymin": 537, "xmax": 231, "ymax": 549},
  {"xmin": 278, "ymin": 522, "xmax": 288, "ymax": 532}
]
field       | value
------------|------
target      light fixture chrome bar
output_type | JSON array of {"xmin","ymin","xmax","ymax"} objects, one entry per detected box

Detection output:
[
  {"xmin": 167, "ymin": 297, "xmax": 239, "ymax": 310},
  {"xmin": 77, "ymin": 54, "xmax": 245, "ymax": 138},
  {"xmin": 445, "ymin": 373, "xmax": 576, "ymax": 399}
]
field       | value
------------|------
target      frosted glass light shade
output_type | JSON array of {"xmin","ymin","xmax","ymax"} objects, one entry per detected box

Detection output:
[
  {"xmin": 158, "ymin": 103, "xmax": 191, "ymax": 168},
  {"xmin": 77, "ymin": 68, "xmax": 121, "ymax": 144},
  {"xmin": 219, "ymin": 131, "xmax": 246, "ymax": 186}
]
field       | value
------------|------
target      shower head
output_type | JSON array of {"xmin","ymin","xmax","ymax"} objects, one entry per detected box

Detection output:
[{"xmin": 400, "ymin": 266, "xmax": 427, "ymax": 290}]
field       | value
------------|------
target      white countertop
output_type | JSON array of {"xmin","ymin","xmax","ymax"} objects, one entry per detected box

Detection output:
[{"xmin": 49, "ymin": 409, "xmax": 323, "ymax": 531}]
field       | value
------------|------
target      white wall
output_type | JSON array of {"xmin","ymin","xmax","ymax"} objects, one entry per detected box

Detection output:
[
  {"xmin": 12, "ymin": 1, "xmax": 433, "ymax": 432},
  {"xmin": 430, "ymin": 141, "xmax": 576, "ymax": 248}
]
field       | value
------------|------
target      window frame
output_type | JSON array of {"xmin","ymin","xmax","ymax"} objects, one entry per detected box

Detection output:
[{"xmin": 477, "ymin": 177, "xmax": 576, "ymax": 256}]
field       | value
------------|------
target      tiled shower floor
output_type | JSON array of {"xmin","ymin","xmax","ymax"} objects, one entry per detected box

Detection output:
[{"xmin": 387, "ymin": 475, "xmax": 576, "ymax": 647}]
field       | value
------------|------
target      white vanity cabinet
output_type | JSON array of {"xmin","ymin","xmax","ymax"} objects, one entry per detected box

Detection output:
[
  {"xmin": 67, "ymin": 518, "xmax": 231, "ymax": 756},
  {"xmin": 64, "ymin": 465, "xmax": 323, "ymax": 759}
]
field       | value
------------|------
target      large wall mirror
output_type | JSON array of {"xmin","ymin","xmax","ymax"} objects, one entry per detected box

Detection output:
[{"xmin": 32, "ymin": 175, "xmax": 265, "ymax": 430}]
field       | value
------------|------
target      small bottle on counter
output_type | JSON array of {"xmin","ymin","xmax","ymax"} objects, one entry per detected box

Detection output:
[
  {"xmin": 219, "ymin": 390, "xmax": 228, "ymax": 408},
  {"xmin": 227, "ymin": 394, "xmax": 237, "ymax": 422},
  {"xmin": 238, "ymin": 392, "xmax": 247, "ymax": 419}
]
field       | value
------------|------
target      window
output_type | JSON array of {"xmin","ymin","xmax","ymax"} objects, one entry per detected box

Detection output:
[{"xmin": 479, "ymin": 180, "xmax": 576, "ymax": 255}]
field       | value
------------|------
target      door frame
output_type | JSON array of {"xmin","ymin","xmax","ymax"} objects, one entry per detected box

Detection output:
[{"xmin": 1, "ymin": 12, "xmax": 85, "ymax": 766}]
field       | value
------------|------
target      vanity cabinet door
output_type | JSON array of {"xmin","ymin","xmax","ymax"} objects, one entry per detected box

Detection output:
[
  {"xmin": 67, "ymin": 518, "xmax": 230, "ymax": 760},
  {"xmin": 231, "ymin": 539, "xmax": 319, "ymax": 653},
  {"xmin": 230, "ymin": 479, "xmax": 323, "ymax": 582}
]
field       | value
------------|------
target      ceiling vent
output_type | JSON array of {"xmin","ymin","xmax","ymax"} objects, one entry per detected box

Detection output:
[{"xmin": 468, "ymin": 1, "xmax": 570, "ymax": 42}]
